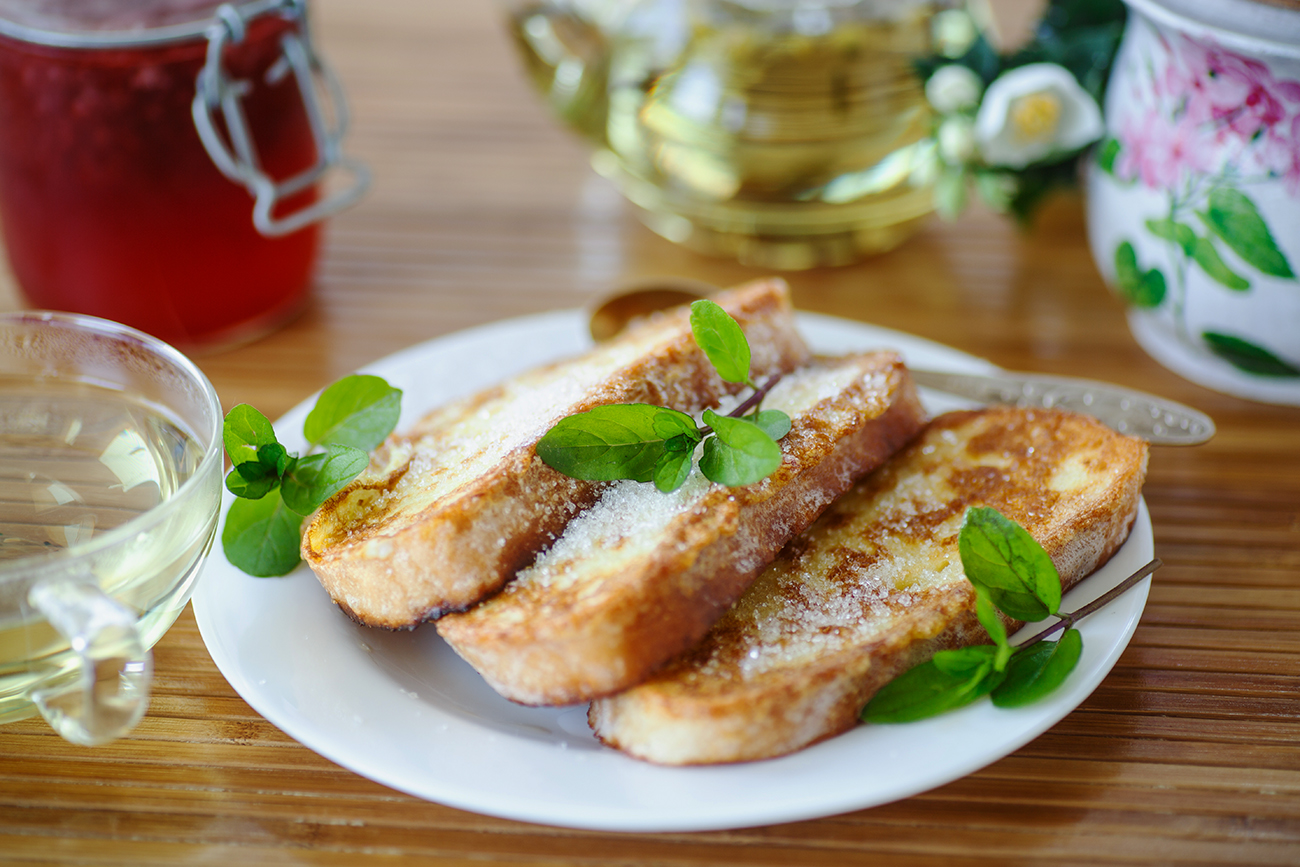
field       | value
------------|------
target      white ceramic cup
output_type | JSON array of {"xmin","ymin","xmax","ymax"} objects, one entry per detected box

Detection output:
[{"xmin": 1086, "ymin": 0, "xmax": 1300, "ymax": 405}]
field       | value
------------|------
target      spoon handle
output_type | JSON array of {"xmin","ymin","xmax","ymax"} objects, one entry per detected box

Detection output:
[{"xmin": 910, "ymin": 369, "xmax": 1215, "ymax": 446}]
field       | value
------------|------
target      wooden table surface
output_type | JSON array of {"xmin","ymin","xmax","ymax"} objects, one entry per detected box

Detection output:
[{"xmin": 2, "ymin": 1, "xmax": 1298, "ymax": 864}]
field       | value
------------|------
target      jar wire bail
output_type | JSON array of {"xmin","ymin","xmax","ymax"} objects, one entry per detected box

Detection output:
[{"xmin": 193, "ymin": 0, "xmax": 369, "ymax": 237}]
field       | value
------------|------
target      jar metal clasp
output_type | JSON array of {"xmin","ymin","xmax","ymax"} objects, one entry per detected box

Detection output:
[{"xmin": 193, "ymin": 0, "xmax": 369, "ymax": 237}]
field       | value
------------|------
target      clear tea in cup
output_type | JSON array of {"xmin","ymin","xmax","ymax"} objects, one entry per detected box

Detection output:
[{"xmin": 0, "ymin": 312, "xmax": 223, "ymax": 744}]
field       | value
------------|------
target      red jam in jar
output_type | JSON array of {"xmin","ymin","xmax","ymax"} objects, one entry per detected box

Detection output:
[{"xmin": 0, "ymin": 1, "xmax": 364, "ymax": 351}]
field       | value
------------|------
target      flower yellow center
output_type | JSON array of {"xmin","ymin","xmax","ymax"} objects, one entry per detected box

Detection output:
[{"xmin": 1009, "ymin": 91, "xmax": 1062, "ymax": 143}]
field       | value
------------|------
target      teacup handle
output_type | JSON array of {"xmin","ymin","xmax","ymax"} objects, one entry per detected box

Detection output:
[{"xmin": 27, "ymin": 577, "xmax": 152, "ymax": 746}]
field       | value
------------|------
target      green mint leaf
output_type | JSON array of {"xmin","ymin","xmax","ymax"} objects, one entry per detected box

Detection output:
[
  {"xmin": 689, "ymin": 299, "xmax": 751, "ymax": 385},
  {"xmin": 303, "ymin": 374, "xmax": 403, "ymax": 451},
  {"xmin": 664, "ymin": 433, "xmax": 697, "ymax": 453},
  {"xmin": 221, "ymin": 489, "xmax": 306, "ymax": 577},
  {"xmin": 958, "ymin": 507, "xmax": 1061, "ymax": 621},
  {"xmin": 698, "ymin": 410, "xmax": 782, "ymax": 487},
  {"xmin": 861, "ymin": 655, "xmax": 1002, "ymax": 723},
  {"xmin": 653, "ymin": 449, "xmax": 693, "ymax": 493},
  {"xmin": 745, "ymin": 409, "xmax": 792, "ymax": 441},
  {"xmin": 974, "ymin": 586, "xmax": 1012, "ymax": 670},
  {"xmin": 246, "ymin": 443, "xmax": 291, "ymax": 479},
  {"xmin": 225, "ymin": 466, "xmax": 279, "ymax": 500},
  {"xmin": 931, "ymin": 644, "xmax": 999, "ymax": 676},
  {"xmin": 651, "ymin": 407, "xmax": 702, "ymax": 442},
  {"xmin": 1200, "ymin": 188, "xmax": 1295, "ymax": 279},
  {"xmin": 279, "ymin": 444, "xmax": 369, "ymax": 516},
  {"xmin": 991, "ymin": 628, "xmax": 1084, "ymax": 708},
  {"xmin": 223, "ymin": 404, "xmax": 279, "ymax": 469},
  {"xmin": 536, "ymin": 404, "xmax": 670, "ymax": 482}
]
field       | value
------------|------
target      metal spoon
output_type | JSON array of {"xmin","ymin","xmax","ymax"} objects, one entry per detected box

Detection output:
[{"xmin": 587, "ymin": 282, "xmax": 1215, "ymax": 446}]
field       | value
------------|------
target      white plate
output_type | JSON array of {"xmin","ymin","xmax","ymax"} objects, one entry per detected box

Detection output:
[{"xmin": 193, "ymin": 311, "xmax": 1153, "ymax": 833}]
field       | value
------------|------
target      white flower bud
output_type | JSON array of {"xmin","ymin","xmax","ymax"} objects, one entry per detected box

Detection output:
[
  {"xmin": 925, "ymin": 64, "xmax": 984, "ymax": 114},
  {"xmin": 938, "ymin": 115, "xmax": 978, "ymax": 165},
  {"xmin": 932, "ymin": 9, "xmax": 977, "ymax": 59}
]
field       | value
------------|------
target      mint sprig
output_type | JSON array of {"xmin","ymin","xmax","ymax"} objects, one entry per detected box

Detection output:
[
  {"xmin": 536, "ymin": 300, "xmax": 792, "ymax": 493},
  {"xmin": 862, "ymin": 506, "xmax": 1160, "ymax": 723},
  {"xmin": 221, "ymin": 374, "xmax": 402, "ymax": 577}
]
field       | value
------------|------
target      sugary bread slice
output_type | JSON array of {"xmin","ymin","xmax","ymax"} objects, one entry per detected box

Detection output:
[
  {"xmin": 589, "ymin": 407, "xmax": 1149, "ymax": 764},
  {"xmin": 436, "ymin": 352, "xmax": 926, "ymax": 706},
  {"xmin": 303, "ymin": 279, "xmax": 810, "ymax": 629}
]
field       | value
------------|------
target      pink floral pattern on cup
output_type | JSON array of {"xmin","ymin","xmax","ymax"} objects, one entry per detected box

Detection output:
[
  {"xmin": 1093, "ymin": 24, "xmax": 1299, "ymax": 384},
  {"xmin": 1115, "ymin": 35, "xmax": 1300, "ymax": 194}
]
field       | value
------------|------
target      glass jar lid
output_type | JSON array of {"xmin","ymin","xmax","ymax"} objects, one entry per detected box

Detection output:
[{"xmin": 0, "ymin": 0, "xmax": 285, "ymax": 47}]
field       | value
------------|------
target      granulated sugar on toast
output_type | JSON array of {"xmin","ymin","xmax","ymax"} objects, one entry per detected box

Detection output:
[
  {"xmin": 303, "ymin": 279, "xmax": 810, "ymax": 629},
  {"xmin": 436, "ymin": 352, "xmax": 926, "ymax": 706},
  {"xmin": 589, "ymin": 407, "xmax": 1148, "ymax": 764}
]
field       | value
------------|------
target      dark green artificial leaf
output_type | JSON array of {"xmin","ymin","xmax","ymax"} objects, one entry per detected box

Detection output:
[
  {"xmin": 744, "ymin": 409, "xmax": 792, "ymax": 441},
  {"xmin": 958, "ymin": 507, "xmax": 1061, "ymax": 621},
  {"xmin": 223, "ymin": 404, "xmax": 279, "ymax": 469},
  {"xmin": 992, "ymin": 628, "xmax": 1084, "ymax": 708},
  {"xmin": 536, "ymin": 404, "xmax": 669, "ymax": 482},
  {"xmin": 279, "ymin": 445, "xmax": 369, "ymax": 516},
  {"xmin": 303, "ymin": 374, "xmax": 403, "ymax": 451},
  {"xmin": 1096, "ymin": 137, "xmax": 1121, "ymax": 175},
  {"xmin": 698, "ymin": 410, "xmax": 782, "ymax": 487},
  {"xmin": 1202, "ymin": 332, "xmax": 1300, "ymax": 377},
  {"xmin": 221, "ymin": 489, "xmax": 306, "ymax": 577},
  {"xmin": 862, "ymin": 656, "xmax": 1003, "ymax": 723},
  {"xmin": 690, "ymin": 300, "xmax": 751, "ymax": 384},
  {"xmin": 1201, "ymin": 188, "xmax": 1295, "ymax": 279}
]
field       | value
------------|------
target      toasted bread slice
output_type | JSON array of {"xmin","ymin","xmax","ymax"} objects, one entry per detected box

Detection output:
[
  {"xmin": 589, "ymin": 407, "xmax": 1149, "ymax": 764},
  {"xmin": 436, "ymin": 352, "xmax": 926, "ymax": 706},
  {"xmin": 303, "ymin": 279, "xmax": 810, "ymax": 629}
]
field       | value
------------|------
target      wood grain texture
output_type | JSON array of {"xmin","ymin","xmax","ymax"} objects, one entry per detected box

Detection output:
[{"xmin": 0, "ymin": 1, "xmax": 1297, "ymax": 864}]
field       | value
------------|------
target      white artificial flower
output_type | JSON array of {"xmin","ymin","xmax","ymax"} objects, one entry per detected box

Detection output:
[
  {"xmin": 932, "ymin": 9, "xmax": 977, "ymax": 59},
  {"xmin": 974, "ymin": 63, "xmax": 1104, "ymax": 169},
  {"xmin": 925, "ymin": 64, "xmax": 984, "ymax": 114},
  {"xmin": 937, "ymin": 115, "xmax": 977, "ymax": 164}
]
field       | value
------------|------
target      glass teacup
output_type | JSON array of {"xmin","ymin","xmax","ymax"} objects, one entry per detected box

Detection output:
[{"xmin": 0, "ymin": 312, "xmax": 222, "ymax": 745}]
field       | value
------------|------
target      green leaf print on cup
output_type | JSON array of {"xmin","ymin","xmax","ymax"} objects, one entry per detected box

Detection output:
[
  {"xmin": 1200, "ymin": 189, "xmax": 1296, "ymax": 280},
  {"xmin": 1203, "ymin": 332, "xmax": 1300, "ymax": 377},
  {"xmin": 1113, "ymin": 241, "xmax": 1167, "ymax": 308}
]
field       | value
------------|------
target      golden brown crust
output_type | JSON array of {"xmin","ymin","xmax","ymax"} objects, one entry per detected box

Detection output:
[
  {"xmin": 589, "ymin": 407, "xmax": 1149, "ymax": 764},
  {"xmin": 303, "ymin": 278, "xmax": 811, "ymax": 629},
  {"xmin": 436, "ymin": 353, "xmax": 927, "ymax": 706}
]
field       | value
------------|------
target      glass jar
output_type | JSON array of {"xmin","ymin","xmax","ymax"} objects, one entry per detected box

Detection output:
[
  {"xmin": 506, "ymin": 0, "xmax": 946, "ymax": 270},
  {"xmin": 0, "ymin": 0, "xmax": 368, "ymax": 351}
]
